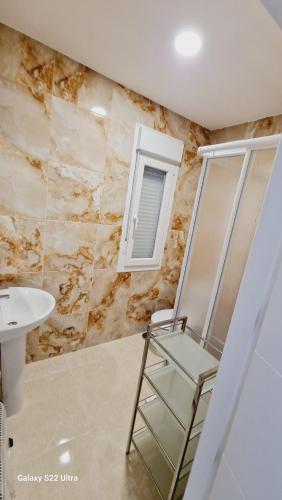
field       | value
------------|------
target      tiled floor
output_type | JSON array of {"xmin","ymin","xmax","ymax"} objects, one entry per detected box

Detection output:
[{"xmin": 7, "ymin": 334, "xmax": 159, "ymax": 500}]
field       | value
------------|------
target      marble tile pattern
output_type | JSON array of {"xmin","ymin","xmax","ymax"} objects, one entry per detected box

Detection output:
[
  {"xmin": 0, "ymin": 23, "xmax": 281, "ymax": 362},
  {"xmin": 0, "ymin": 23, "xmax": 209, "ymax": 362}
]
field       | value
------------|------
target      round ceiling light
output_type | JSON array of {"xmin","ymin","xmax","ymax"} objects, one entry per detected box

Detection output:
[{"xmin": 174, "ymin": 31, "xmax": 202, "ymax": 57}]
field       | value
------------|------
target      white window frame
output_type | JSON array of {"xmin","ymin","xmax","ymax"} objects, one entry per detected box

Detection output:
[{"xmin": 117, "ymin": 123, "xmax": 184, "ymax": 272}]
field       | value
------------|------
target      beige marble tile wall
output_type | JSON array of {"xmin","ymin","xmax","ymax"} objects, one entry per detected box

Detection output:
[
  {"xmin": 0, "ymin": 23, "xmax": 211, "ymax": 362},
  {"xmin": 211, "ymin": 115, "xmax": 282, "ymax": 144}
]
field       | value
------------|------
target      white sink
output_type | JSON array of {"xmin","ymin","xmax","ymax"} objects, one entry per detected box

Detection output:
[
  {"xmin": 0, "ymin": 287, "xmax": 55, "ymax": 342},
  {"xmin": 0, "ymin": 287, "xmax": 55, "ymax": 416}
]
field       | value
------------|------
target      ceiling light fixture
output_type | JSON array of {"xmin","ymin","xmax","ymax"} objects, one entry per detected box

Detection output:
[
  {"xmin": 174, "ymin": 31, "xmax": 202, "ymax": 57},
  {"xmin": 91, "ymin": 105, "xmax": 107, "ymax": 117}
]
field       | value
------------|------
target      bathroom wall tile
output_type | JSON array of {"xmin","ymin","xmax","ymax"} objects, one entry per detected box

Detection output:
[
  {"xmin": 0, "ymin": 150, "xmax": 47, "ymax": 219},
  {"xmin": 87, "ymin": 269, "xmax": 131, "ymax": 346},
  {"xmin": 0, "ymin": 216, "xmax": 44, "ymax": 274},
  {"xmin": 98, "ymin": 114, "xmax": 133, "ymax": 224},
  {"xmin": 16, "ymin": 35, "xmax": 54, "ymax": 101},
  {"xmin": 168, "ymin": 120, "xmax": 210, "ymax": 234},
  {"xmin": 0, "ymin": 77, "xmax": 50, "ymax": 160},
  {"xmin": 126, "ymin": 265, "xmax": 179, "ymax": 333},
  {"xmin": 0, "ymin": 23, "xmax": 55, "ymax": 102},
  {"xmin": 46, "ymin": 161, "xmax": 103, "ymax": 222},
  {"xmin": 76, "ymin": 70, "xmax": 117, "ymax": 115},
  {"xmin": 162, "ymin": 119, "xmax": 210, "ymax": 235},
  {"xmin": 211, "ymin": 115, "xmax": 282, "ymax": 144},
  {"xmin": 162, "ymin": 230, "xmax": 186, "ymax": 286},
  {"xmin": 171, "ymin": 191, "xmax": 191, "ymax": 233},
  {"xmin": 28, "ymin": 311, "xmax": 89, "ymax": 360},
  {"xmin": 182, "ymin": 150, "xmax": 198, "ymax": 179},
  {"xmin": 126, "ymin": 270, "xmax": 163, "ymax": 332},
  {"xmin": 0, "ymin": 23, "xmax": 21, "ymax": 82},
  {"xmin": 100, "ymin": 158, "xmax": 129, "ymax": 224},
  {"xmin": 26, "ymin": 327, "xmax": 41, "ymax": 364},
  {"xmin": 91, "ymin": 224, "xmax": 122, "ymax": 269},
  {"xmin": 211, "ymin": 123, "xmax": 250, "ymax": 144},
  {"xmin": 88, "ymin": 269, "xmax": 129, "ymax": 308},
  {"xmin": 42, "ymin": 270, "xmax": 92, "ymax": 316},
  {"xmin": 110, "ymin": 86, "xmax": 158, "ymax": 130},
  {"xmin": 105, "ymin": 116, "xmax": 134, "ymax": 166},
  {"xmin": 154, "ymin": 106, "xmax": 190, "ymax": 141},
  {"xmin": 44, "ymin": 220, "xmax": 97, "ymax": 273},
  {"xmin": 100, "ymin": 105, "xmax": 200, "ymax": 227},
  {"xmin": 53, "ymin": 52, "xmax": 87, "ymax": 102},
  {"xmin": 245, "ymin": 115, "xmax": 282, "ymax": 138},
  {"xmin": 44, "ymin": 221, "xmax": 121, "ymax": 273},
  {"xmin": 0, "ymin": 272, "xmax": 43, "ymax": 288},
  {"xmin": 50, "ymin": 96, "xmax": 107, "ymax": 171},
  {"xmin": 186, "ymin": 120, "xmax": 211, "ymax": 152},
  {"xmin": 107, "ymin": 87, "xmax": 160, "ymax": 178},
  {"xmin": 153, "ymin": 276, "xmax": 177, "ymax": 312},
  {"xmin": 172, "ymin": 156, "xmax": 203, "ymax": 233}
]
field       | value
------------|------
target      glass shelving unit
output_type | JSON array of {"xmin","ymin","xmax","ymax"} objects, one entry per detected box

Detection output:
[{"xmin": 126, "ymin": 316, "xmax": 219, "ymax": 500}]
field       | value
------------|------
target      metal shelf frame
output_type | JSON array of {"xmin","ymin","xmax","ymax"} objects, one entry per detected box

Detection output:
[{"xmin": 125, "ymin": 316, "xmax": 218, "ymax": 500}]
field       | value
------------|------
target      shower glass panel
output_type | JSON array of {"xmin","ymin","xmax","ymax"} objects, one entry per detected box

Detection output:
[
  {"xmin": 178, "ymin": 155, "xmax": 244, "ymax": 337},
  {"xmin": 207, "ymin": 148, "xmax": 276, "ymax": 347}
]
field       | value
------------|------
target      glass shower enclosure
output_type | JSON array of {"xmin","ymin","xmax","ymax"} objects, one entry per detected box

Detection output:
[{"xmin": 174, "ymin": 134, "xmax": 281, "ymax": 356}]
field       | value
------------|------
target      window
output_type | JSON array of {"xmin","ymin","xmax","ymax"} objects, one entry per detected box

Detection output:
[{"xmin": 117, "ymin": 124, "xmax": 184, "ymax": 272}]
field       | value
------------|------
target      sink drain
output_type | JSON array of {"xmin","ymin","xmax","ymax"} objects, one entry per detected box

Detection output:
[{"xmin": 7, "ymin": 321, "xmax": 18, "ymax": 326}]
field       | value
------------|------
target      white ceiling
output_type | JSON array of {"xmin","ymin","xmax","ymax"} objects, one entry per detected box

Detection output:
[{"xmin": 0, "ymin": 0, "xmax": 282, "ymax": 129}]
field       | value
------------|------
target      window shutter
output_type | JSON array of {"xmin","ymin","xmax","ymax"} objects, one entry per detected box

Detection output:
[{"xmin": 132, "ymin": 166, "xmax": 166, "ymax": 258}]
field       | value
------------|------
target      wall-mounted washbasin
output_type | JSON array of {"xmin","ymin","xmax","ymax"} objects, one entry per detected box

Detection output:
[{"xmin": 0, "ymin": 287, "xmax": 55, "ymax": 416}]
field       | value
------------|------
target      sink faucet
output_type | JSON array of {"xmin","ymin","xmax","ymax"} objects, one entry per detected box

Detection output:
[{"xmin": 0, "ymin": 287, "xmax": 10, "ymax": 299}]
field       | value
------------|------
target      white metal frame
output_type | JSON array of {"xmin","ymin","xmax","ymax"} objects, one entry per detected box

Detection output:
[
  {"xmin": 174, "ymin": 150, "xmax": 247, "ymax": 321},
  {"xmin": 118, "ymin": 123, "xmax": 183, "ymax": 272},
  {"xmin": 198, "ymin": 134, "xmax": 281, "ymax": 155},
  {"xmin": 184, "ymin": 135, "xmax": 282, "ymax": 500},
  {"xmin": 173, "ymin": 156, "xmax": 209, "ymax": 317},
  {"xmin": 125, "ymin": 155, "xmax": 178, "ymax": 270},
  {"xmin": 200, "ymin": 150, "xmax": 252, "ymax": 343},
  {"xmin": 174, "ymin": 134, "xmax": 281, "ymax": 335}
]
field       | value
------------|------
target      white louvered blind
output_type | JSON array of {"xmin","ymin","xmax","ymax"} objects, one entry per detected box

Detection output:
[{"xmin": 132, "ymin": 166, "xmax": 166, "ymax": 258}]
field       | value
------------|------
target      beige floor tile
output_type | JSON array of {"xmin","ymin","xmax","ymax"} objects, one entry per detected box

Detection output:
[{"xmin": 7, "ymin": 334, "xmax": 159, "ymax": 499}]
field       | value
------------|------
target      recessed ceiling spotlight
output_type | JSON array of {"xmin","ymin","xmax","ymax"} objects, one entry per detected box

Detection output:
[
  {"xmin": 174, "ymin": 31, "xmax": 202, "ymax": 57},
  {"xmin": 91, "ymin": 105, "xmax": 107, "ymax": 117}
]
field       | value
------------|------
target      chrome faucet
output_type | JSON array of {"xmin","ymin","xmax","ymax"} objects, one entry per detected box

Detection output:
[{"xmin": 0, "ymin": 287, "xmax": 10, "ymax": 299}]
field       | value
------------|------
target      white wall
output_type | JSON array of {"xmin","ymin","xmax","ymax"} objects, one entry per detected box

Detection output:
[
  {"xmin": 261, "ymin": 0, "xmax": 282, "ymax": 28},
  {"xmin": 209, "ymin": 254, "xmax": 282, "ymax": 500}
]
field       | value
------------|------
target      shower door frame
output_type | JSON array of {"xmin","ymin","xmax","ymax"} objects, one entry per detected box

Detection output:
[
  {"xmin": 184, "ymin": 133, "xmax": 282, "ymax": 500},
  {"xmin": 174, "ymin": 134, "xmax": 282, "ymax": 346}
]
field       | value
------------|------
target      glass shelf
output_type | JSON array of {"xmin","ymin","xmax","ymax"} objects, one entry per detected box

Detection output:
[
  {"xmin": 138, "ymin": 395, "xmax": 201, "ymax": 470},
  {"xmin": 127, "ymin": 317, "xmax": 220, "ymax": 499},
  {"xmin": 144, "ymin": 363, "xmax": 209, "ymax": 429},
  {"xmin": 133, "ymin": 427, "xmax": 189, "ymax": 500},
  {"xmin": 151, "ymin": 329, "xmax": 219, "ymax": 388}
]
